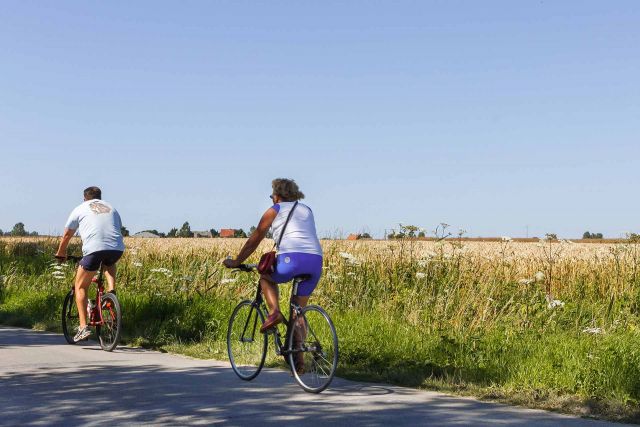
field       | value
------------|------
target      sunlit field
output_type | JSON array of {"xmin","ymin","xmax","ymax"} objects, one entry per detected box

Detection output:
[{"xmin": 1, "ymin": 236, "xmax": 639, "ymax": 421}]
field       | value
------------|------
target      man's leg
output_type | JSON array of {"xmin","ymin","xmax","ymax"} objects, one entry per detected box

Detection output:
[
  {"xmin": 74, "ymin": 265, "xmax": 95, "ymax": 328},
  {"xmin": 104, "ymin": 264, "xmax": 117, "ymax": 293}
]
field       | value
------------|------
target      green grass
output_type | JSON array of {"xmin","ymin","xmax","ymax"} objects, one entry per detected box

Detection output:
[{"xmin": 1, "ymin": 237, "xmax": 640, "ymax": 423}]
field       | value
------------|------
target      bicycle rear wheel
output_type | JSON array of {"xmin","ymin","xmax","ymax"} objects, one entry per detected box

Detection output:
[
  {"xmin": 288, "ymin": 305, "xmax": 339, "ymax": 393},
  {"xmin": 227, "ymin": 300, "xmax": 268, "ymax": 380},
  {"xmin": 61, "ymin": 289, "xmax": 80, "ymax": 344},
  {"xmin": 96, "ymin": 293, "xmax": 122, "ymax": 351}
]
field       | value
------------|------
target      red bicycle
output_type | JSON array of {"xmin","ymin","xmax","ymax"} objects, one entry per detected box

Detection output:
[{"xmin": 58, "ymin": 255, "xmax": 122, "ymax": 351}]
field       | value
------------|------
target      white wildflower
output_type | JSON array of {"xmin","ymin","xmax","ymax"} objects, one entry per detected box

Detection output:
[
  {"xmin": 519, "ymin": 278, "xmax": 534, "ymax": 285},
  {"xmin": 181, "ymin": 275, "xmax": 193, "ymax": 282},
  {"xmin": 339, "ymin": 252, "xmax": 361, "ymax": 265},
  {"xmin": 150, "ymin": 268, "xmax": 172, "ymax": 277},
  {"xmin": 416, "ymin": 272, "xmax": 427, "ymax": 279},
  {"xmin": 346, "ymin": 272, "xmax": 356, "ymax": 277},
  {"xmin": 582, "ymin": 327, "xmax": 603, "ymax": 334},
  {"xmin": 52, "ymin": 265, "xmax": 64, "ymax": 271},
  {"xmin": 132, "ymin": 261, "xmax": 143, "ymax": 268},
  {"xmin": 547, "ymin": 299, "xmax": 565, "ymax": 309},
  {"xmin": 221, "ymin": 278, "xmax": 237, "ymax": 284},
  {"xmin": 534, "ymin": 271, "xmax": 545, "ymax": 282}
]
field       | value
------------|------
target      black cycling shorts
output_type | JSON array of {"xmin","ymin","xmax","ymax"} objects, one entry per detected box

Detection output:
[{"xmin": 79, "ymin": 250, "xmax": 123, "ymax": 272}]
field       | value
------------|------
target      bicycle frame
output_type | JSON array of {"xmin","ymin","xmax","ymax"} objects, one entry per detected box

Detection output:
[
  {"xmin": 247, "ymin": 275, "xmax": 306, "ymax": 358},
  {"xmin": 88, "ymin": 266, "xmax": 107, "ymax": 326},
  {"xmin": 67, "ymin": 261, "xmax": 107, "ymax": 327}
]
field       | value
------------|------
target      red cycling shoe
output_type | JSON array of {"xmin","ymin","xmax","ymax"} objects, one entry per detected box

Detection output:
[{"xmin": 260, "ymin": 310, "xmax": 284, "ymax": 333}]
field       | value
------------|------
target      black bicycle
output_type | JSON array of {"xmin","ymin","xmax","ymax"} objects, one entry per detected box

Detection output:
[
  {"xmin": 59, "ymin": 255, "xmax": 123, "ymax": 351},
  {"xmin": 226, "ymin": 264, "xmax": 339, "ymax": 393}
]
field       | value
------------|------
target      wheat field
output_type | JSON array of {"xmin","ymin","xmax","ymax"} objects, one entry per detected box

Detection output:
[{"xmin": 1, "ymin": 236, "xmax": 640, "ymax": 420}]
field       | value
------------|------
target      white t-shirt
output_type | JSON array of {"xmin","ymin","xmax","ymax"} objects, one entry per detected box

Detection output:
[
  {"xmin": 64, "ymin": 199, "xmax": 125, "ymax": 256},
  {"xmin": 270, "ymin": 202, "xmax": 322, "ymax": 256}
]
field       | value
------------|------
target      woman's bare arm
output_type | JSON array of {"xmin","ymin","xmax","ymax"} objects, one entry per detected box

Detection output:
[{"xmin": 225, "ymin": 207, "xmax": 277, "ymax": 266}]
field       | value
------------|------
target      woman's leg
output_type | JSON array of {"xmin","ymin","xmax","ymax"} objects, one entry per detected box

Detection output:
[{"xmin": 260, "ymin": 276, "xmax": 280, "ymax": 314}]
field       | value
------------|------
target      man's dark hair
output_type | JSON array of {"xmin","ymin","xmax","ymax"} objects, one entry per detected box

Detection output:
[{"xmin": 84, "ymin": 186, "xmax": 102, "ymax": 200}]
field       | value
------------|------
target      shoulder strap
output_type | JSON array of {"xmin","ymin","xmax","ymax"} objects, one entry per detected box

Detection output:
[{"xmin": 276, "ymin": 201, "xmax": 298, "ymax": 249}]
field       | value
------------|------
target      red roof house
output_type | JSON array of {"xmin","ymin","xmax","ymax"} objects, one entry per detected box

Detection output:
[{"xmin": 219, "ymin": 229, "xmax": 235, "ymax": 238}]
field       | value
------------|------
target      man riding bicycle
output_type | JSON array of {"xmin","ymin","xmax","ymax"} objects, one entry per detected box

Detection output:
[{"xmin": 55, "ymin": 186, "xmax": 125, "ymax": 342}]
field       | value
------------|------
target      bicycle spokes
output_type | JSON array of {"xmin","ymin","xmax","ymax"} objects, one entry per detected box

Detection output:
[
  {"xmin": 289, "ymin": 306, "xmax": 338, "ymax": 393},
  {"xmin": 227, "ymin": 301, "xmax": 268, "ymax": 381}
]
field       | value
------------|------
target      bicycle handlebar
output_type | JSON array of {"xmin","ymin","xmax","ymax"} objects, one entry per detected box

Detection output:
[{"xmin": 234, "ymin": 263, "xmax": 257, "ymax": 272}]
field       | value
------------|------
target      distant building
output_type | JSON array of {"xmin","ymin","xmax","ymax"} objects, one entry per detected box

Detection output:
[
  {"xmin": 193, "ymin": 231, "xmax": 212, "ymax": 238},
  {"xmin": 132, "ymin": 231, "xmax": 161, "ymax": 238},
  {"xmin": 219, "ymin": 229, "xmax": 235, "ymax": 238},
  {"xmin": 347, "ymin": 233, "xmax": 372, "ymax": 240}
]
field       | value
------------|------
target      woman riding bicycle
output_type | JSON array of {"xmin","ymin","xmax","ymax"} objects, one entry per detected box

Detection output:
[{"xmin": 223, "ymin": 178, "xmax": 323, "ymax": 337}]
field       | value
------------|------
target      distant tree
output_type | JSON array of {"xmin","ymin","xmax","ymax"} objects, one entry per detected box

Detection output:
[
  {"xmin": 358, "ymin": 232, "xmax": 372, "ymax": 239},
  {"xmin": 583, "ymin": 231, "xmax": 603, "ymax": 239},
  {"xmin": 10, "ymin": 222, "xmax": 27, "ymax": 237},
  {"xmin": 249, "ymin": 226, "xmax": 257, "ymax": 236},
  {"xmin": 0, "ymin": 229, "xmax": 3, "ymax": 236},
  {"xmin": 177, "ymin": 222, "xmax": 194, "ymax": 238},
  {"xmin": 417, "ymin": 231, "xmax": 426, "ymax": 238},
  {"xmin": 629, "ymin": 233, "xmax": 640, "ymax": 242},
  {"xmin": 120, "ymin": 226, "xmax": 130, "ymax": 237},
  {"xmin": 30, "ymin": 231, "xmax": 39, "ymax": 236},
  {"xmin": 209, "ymin": 229, "xmax": 220, "ymax": 237},
  {"xmin": 167, "ymin": 228, "xmax": 178, "ymax": 237},
  {"xmin": 545, "ymin": 233, "xmax": 558, "ymax": 241},
  {"xmin": 234, "ymin": 228, "xmax": 247, "ymax": 238}
]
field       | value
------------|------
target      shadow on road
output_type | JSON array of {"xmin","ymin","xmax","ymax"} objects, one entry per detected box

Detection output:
[{"xmin": 0, "ymin": 327, "xmax": 614, "ymax": 426}]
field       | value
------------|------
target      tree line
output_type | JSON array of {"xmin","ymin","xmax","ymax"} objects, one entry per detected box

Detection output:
[
  {"xmin": 0, "ymin": 223, "xmax": 38, "ymax": 237},
  {"xmin": 137, "ymin": 222, "xmax": 261, "ymax": 238}
]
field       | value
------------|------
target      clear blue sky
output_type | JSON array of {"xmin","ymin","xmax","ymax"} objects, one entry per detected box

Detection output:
[{"xmin": 1, "ymin": 1, "xmax": 638, "ymax": 238}]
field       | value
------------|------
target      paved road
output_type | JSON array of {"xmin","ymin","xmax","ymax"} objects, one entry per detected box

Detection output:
[{"xmin": 0, "ymin": 327, "xmax": 622, "ymax": 426}]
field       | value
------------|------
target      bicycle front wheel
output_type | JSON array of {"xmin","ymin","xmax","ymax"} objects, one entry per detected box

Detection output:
[
  {"xmin": 288, "ymin": 305, "xmax": 339, "ymax": 393},
  {"xmin": 61, "ymin": 289, "xmax": 80, "ymax": 345},
  {"xmin": 96, "ymin": 293, "xmax": 122, "ymax": 352},
  {"xmin": 227, "ymin": 300, "xmax": 268, "ymax": 381}
]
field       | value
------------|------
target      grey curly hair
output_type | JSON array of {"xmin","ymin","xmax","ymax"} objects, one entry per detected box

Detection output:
[{"xmin": 272, "ymin": 178, "xmax": 305, "ymax": 201}]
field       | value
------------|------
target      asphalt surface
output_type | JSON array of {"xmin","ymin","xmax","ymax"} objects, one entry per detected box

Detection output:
[{"xmin": 0, "ymin": 327, "xmax": 624, "ymax": 426}]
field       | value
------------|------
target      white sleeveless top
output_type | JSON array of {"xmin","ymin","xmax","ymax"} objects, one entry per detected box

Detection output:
[{"xmin": 270, "ymin": 202, "xmax": 322, "ymax": 256}]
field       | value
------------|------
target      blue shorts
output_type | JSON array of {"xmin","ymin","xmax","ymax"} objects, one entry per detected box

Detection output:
[
  {"xmin": 80, "ymin": 250, "xmax": 124, "ymax": 272},
  {"xmin": 269, "ymin": 253, "xmax": 323, "ymax": 297}
]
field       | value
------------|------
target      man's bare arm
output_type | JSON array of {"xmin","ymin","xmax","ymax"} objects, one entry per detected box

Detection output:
[{"xmin": 55, "ymin": 228, "xmax": 76, "ymax": 258}]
